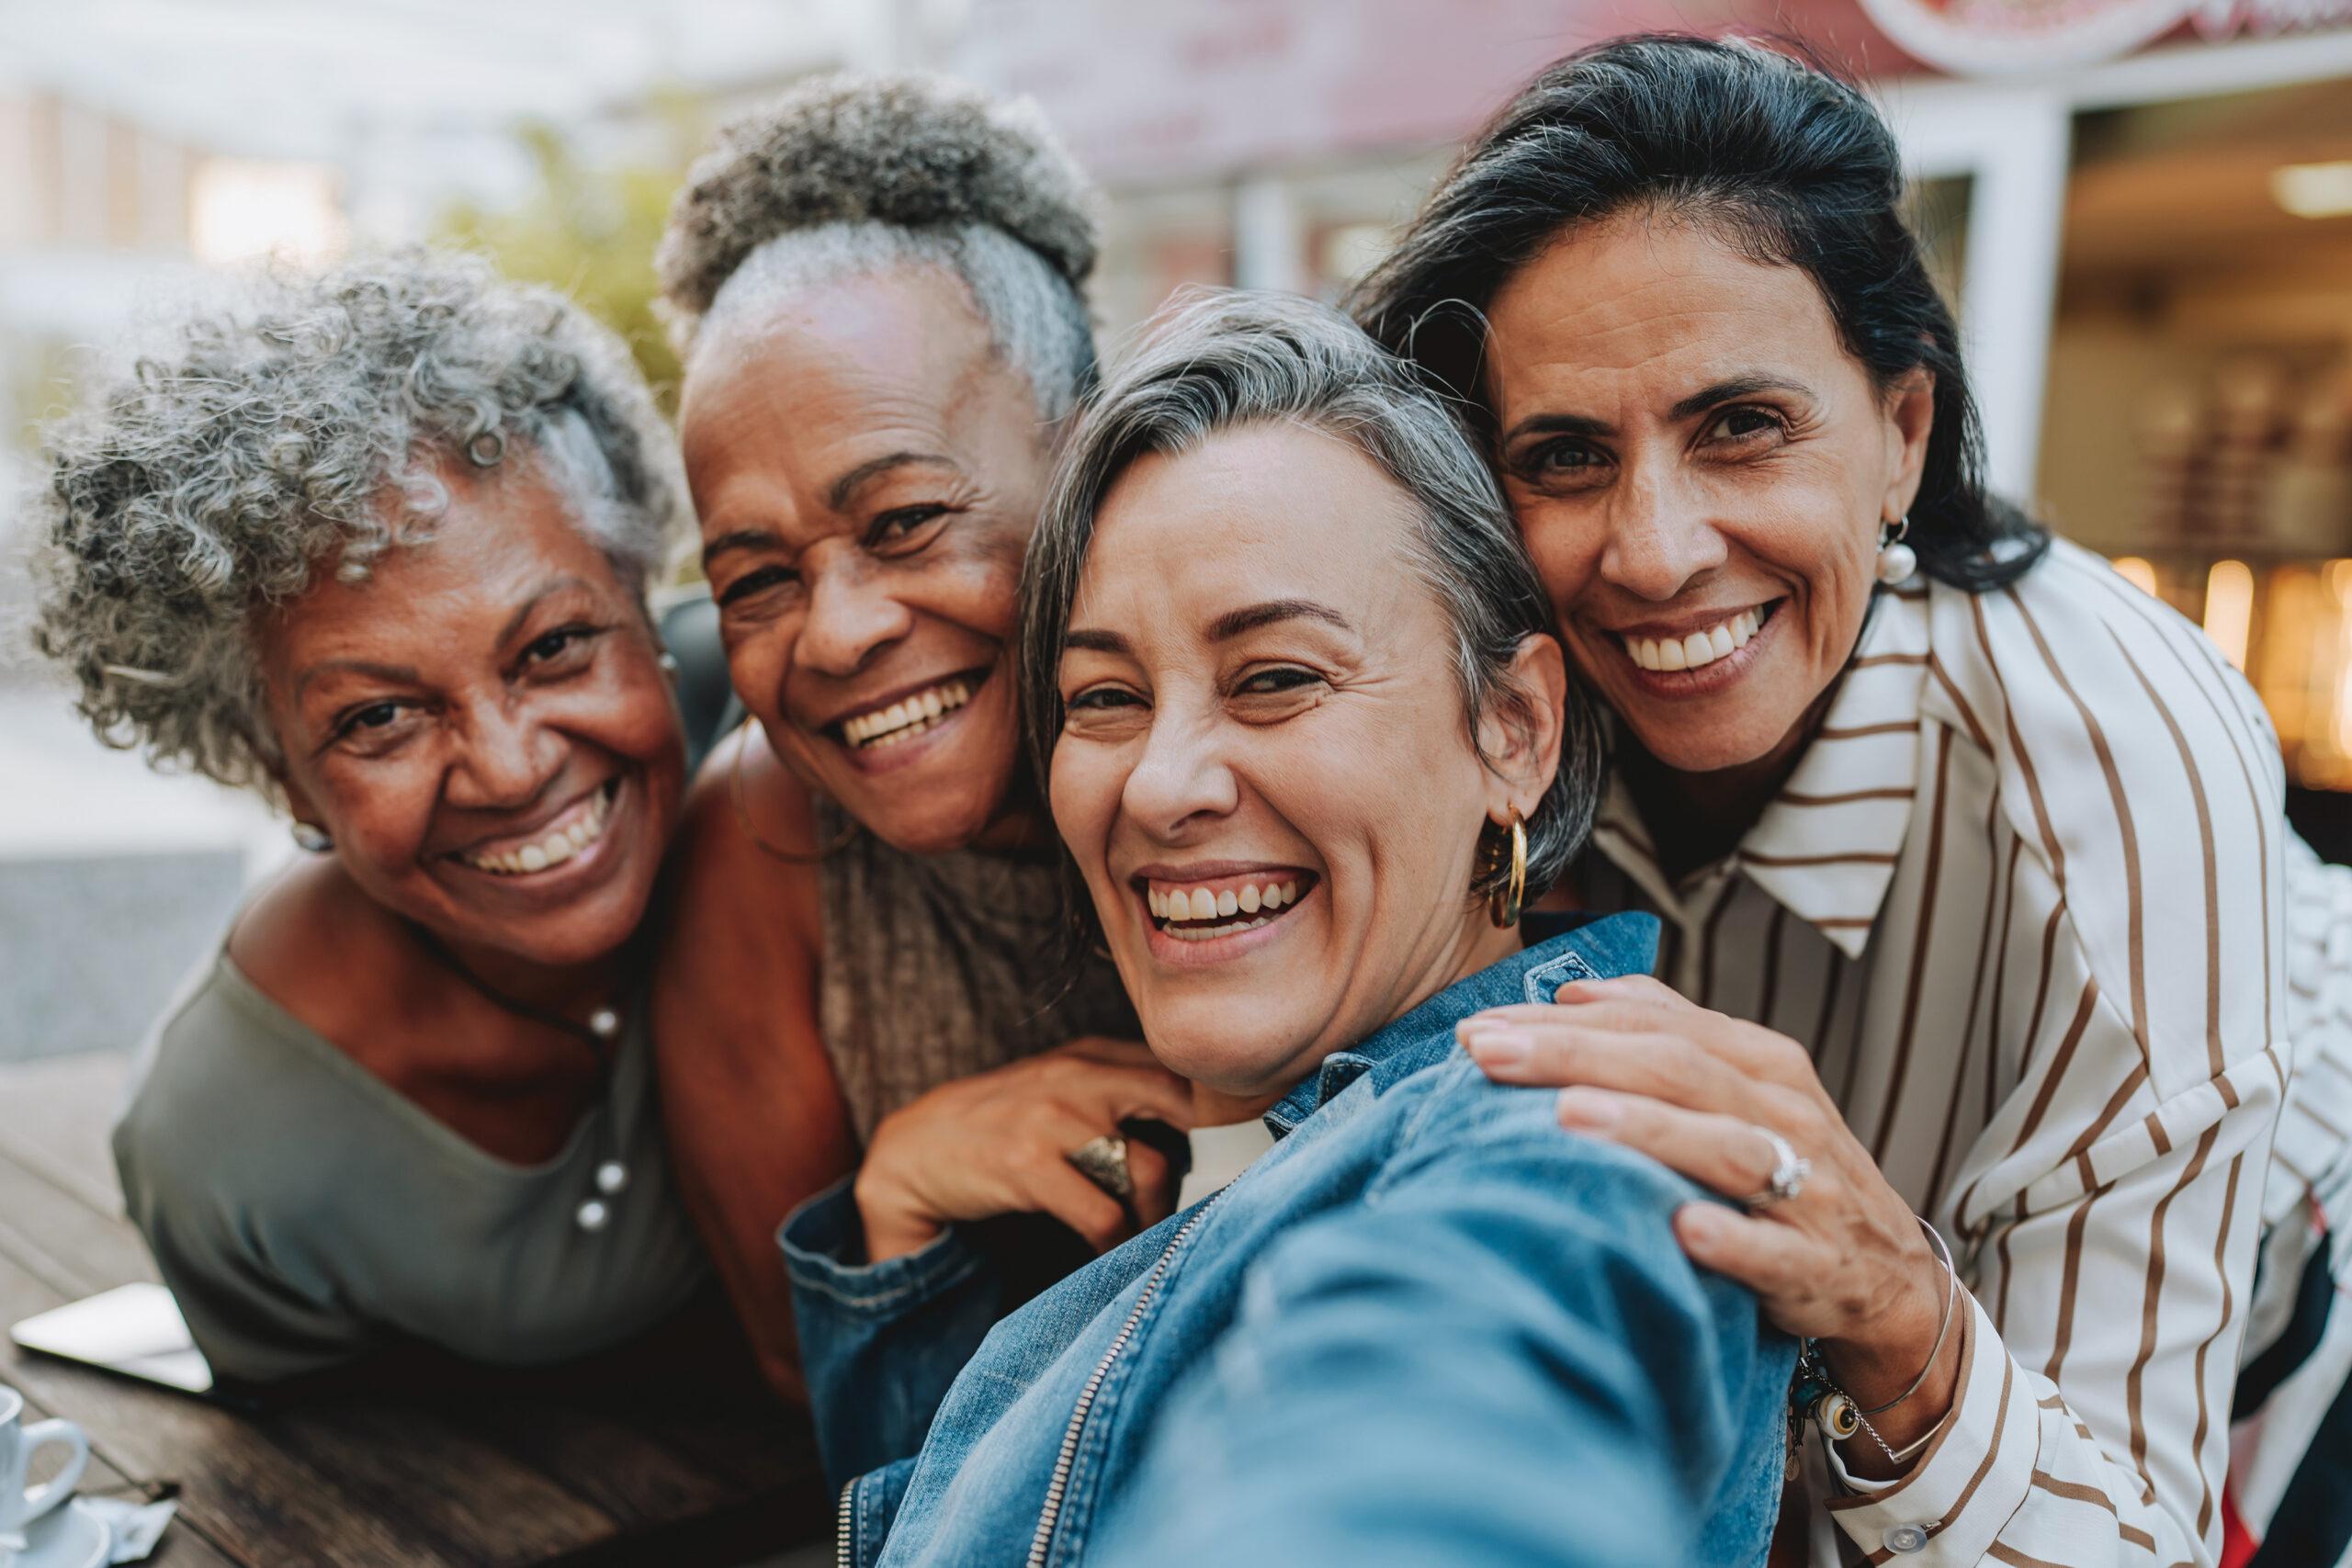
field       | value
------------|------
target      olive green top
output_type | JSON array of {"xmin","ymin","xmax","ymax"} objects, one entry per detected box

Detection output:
[{"xmin": 113, "ymin": 954, "xmax": 707, "ymax": 1386}]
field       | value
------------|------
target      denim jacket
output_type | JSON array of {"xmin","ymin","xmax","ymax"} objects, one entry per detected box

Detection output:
[{"xmin": 784, "ymin": 914, "xmax": 1796, "ymax": 1567}]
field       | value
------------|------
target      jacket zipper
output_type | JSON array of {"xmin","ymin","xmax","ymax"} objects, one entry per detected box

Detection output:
[
  {"xmin": 1025, "ymin": 1194, "xmax": 1223, "ymax": 1568},
  {"xmin": 836, "ymin": 1476, "xmax": 855, "ymax": 1568}
]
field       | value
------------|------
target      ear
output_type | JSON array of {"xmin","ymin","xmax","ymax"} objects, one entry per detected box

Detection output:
[
  {"xmin": 1476, "ymin": 632, "xmax": 1568, "ymax": 824},
  {"xmin": 1881, "ymin": 367, "xmax": 1935, "ymax": 523}
]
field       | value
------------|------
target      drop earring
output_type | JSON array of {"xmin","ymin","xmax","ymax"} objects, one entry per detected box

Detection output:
[
  {"xmin": 291, "ymin": 821, "xmax": 334, "ymax": 852},
  {"xmin": 1876, "ymin": 516, "xmax": 1917, "ymax": 585}
]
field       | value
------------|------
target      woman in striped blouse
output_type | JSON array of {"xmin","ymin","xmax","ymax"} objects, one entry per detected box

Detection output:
[{"xmin": 1356, "ymin": 34, "xmax": 2344, "ymax": 1568}]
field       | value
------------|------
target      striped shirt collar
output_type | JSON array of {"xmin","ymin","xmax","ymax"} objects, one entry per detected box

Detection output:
[{"xmin": 1590, "ymin": 586, "xmax": 1934, "ymax": 958}]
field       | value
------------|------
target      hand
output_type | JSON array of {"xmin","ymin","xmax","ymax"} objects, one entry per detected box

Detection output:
[
  {"xmin": 1458, "ymin": 976, "xmax": 1961, "ymax": 1470},
  {"xmin": 855, "ymin": 1037, "xmax": 1195, "ymax": 1263}
]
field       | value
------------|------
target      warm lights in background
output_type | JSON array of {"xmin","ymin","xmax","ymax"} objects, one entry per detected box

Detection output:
[
  {"xmin": 2203, "ymin": 559, "xmax": 2255, "ymax": 671},
  {"xmin": 2271, "ymin": 161, "xmax": 2352, "ymax": 220},
  {"xmin": 189, "ymin": 159, "xmax": 345, "ymax": 266},
  {"xmin": 2110, "ymin": 556, "xmax": 2158, "ymax": 595}
]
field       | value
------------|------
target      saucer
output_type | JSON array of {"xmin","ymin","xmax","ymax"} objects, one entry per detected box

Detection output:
[{"xmin": 2, "ymin": 1499, "xmax": 109, "ymax": 1568}]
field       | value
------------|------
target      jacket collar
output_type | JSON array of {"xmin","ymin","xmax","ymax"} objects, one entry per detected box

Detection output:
[
  {"xmin": 1589, "ymin": 586, "xmax": 1933, "ymax": 959},
  {"xmin": 1262, "ymin": 911, "xmax": 1662, "ymax": 1136}
]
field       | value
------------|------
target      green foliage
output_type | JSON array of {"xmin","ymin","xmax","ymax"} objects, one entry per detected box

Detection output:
[{"xmin": 435, "ymin": 90, "xmax": 707, "ymax": 415}]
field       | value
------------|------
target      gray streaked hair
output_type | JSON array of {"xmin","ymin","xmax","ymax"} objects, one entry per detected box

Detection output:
[
  {"xmin": 28, "ymin": 250, "xmax": 685, "ymax": 798},
  {"xmin": 655, "ymin": 72, "xmax": 1099, "ymax": 422},
  {"xmin": 1020, "ymin": 288, "xmax": 1601, "ymax": 911}
]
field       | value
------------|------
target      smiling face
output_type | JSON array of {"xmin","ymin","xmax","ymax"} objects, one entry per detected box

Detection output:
[
  {"xmin": 1483, "ymin": 214, "xmax": 1931, "ymax": 775},
  {"xmin": 256, "ymin": 460, "xmax": 685, "ymax": 970},
  {"xmin": 681, "ymin": 265, "xmax": 1051, "ymax": 855},
  {"xmin": 1049, "ymin": 422, "xmax": 1539, "ymax": 1102}
]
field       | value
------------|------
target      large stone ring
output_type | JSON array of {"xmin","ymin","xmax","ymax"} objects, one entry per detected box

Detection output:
[
  {"xmin": 1741, "ymin": 1125, "xmax": 1809, "ymax": 1210},
  {"xmin": 1066, "ymin": 1134, "xmax": 1134, "ymax": 1202}
]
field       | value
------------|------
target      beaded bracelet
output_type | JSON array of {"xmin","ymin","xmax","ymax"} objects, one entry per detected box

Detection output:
[{"xmin": 1793, "ymin": 1216, "xmax": 1958, "ymax": 1468}]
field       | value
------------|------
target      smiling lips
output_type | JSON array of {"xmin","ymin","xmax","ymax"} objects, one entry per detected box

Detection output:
[
  {"xmin": 1146, "ymin": 874, "xmax": 1310, "ymax": 942},
  {"xmin": 1620, "ymin": 604, "xmax": 1770, "ymax": 673},
  {"xmin": 458, "ymin": 779, "xmax": 616, "ymax": 876},
  {"xmin": 839, "ymin": 676, "xmax": 976, "ymax": 750}
]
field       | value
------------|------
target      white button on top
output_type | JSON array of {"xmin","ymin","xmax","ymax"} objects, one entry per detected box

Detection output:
[{"xmin": 1883, "ymin": 1522, "xmax": 1929, "ymax": 1554}]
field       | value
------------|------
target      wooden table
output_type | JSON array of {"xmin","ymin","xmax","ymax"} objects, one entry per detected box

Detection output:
[{"xmin": 0, "ymin": 1052, "xmax": 830, "ymax": 1568}]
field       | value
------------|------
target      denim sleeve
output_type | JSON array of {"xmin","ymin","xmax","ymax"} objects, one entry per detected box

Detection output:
[
  {"xmin": 781, "ymin": 1176, "xmax": 1010, "ymax": 1490},
  {"xmin": 1096, "ymin": 1065, "xmax": 1796, "ymax": 1568}
]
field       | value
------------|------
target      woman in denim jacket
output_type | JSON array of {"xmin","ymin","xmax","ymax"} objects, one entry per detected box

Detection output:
[{"xmin": 784, "ymin": 291, "xmax": 1796, "ymax": 1567}]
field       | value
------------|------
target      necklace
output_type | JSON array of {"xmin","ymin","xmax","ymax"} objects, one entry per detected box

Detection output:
[{"xmin": 401, "ymin": 919, "xmax": 636, "ymax": 1234}]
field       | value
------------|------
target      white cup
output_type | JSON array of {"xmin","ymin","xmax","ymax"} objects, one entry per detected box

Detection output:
[{"xmin": 0, "ymin": 1386, "xmax": 86, "ymax": 1547}]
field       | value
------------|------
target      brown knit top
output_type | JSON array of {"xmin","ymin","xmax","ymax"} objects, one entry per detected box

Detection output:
[{"xmin": 811, "ymin": 798, "xmax": 1138, "ymax": 1145}]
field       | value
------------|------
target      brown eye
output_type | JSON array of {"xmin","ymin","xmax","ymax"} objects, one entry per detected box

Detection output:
[
  {"xmin": 1705, "ymin": 407, "xmax": 1783, "ymax": 442},
  {"xmin": 718, "ymin": 565, "xmax": 797, "ymax": 607},
  {"xmin": 1238, "ymin": 667, "xmax": 1319, "ymax": 695}
]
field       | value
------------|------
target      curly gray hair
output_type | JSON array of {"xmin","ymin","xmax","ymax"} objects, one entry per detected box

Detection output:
[
  {"xmin": 28, "ymin": 250, "xmax": 685, "ymax": 796},
  {"xmin": 1021, "ymin": 288, "xmax": 1602, "ymax": 914},
  {"xmin": 655, "ymin": 72, "xmax": 1100, "ymax": 422}
]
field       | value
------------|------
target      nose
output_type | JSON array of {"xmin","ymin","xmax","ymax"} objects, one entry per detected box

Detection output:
[
  {"xmin": 1596, "ymin": 466, "xmax": 1728, "ymax": 602},
  {"xmin": 1120, "ymin": 708, "xmax": 1238, "ymax": 840},
  {"xmin": 796, "ymin": 551, "xmax": 915, "ymax": 679},
  {"xmin": 447, "ymin": 697, "xmax": 565, "ymax": 812}
]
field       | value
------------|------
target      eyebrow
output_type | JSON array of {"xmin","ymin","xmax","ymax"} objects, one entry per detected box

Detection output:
[
  {"xmin": 701, "ymin": 527, "xmax": 781, "ymax": 572},
  {"xmin": 1207, "ymin": 598, "xmax": 1352, "ymax": 643},
  {"xmin": 828, "ymin": 450, "xmax": 959, "ymax": 512},
  {"xmin": 1501, "ymin": 374, "xmax": 1813, "ymax": 445},
  {"xmin": 494, "ymin": 575, "xmax": 593, "ymax": 649},
  {"xmin": 1065, "ymin": 599, "xmax": 1354, "ymax": 658},
  {"xmin": 293, "ymin": 659, "xmax": 421, "ymax": 701}
]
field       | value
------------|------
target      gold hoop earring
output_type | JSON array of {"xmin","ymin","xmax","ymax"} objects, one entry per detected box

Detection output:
[
  {"xmin": 729, "ymin": 716, "xmax": 862, "ymax": 864},
  {"xmin": 1486, "ymin": 810, "xmax": 1527, "ymax": 929}
]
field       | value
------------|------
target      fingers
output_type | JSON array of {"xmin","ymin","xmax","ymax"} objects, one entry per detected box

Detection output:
[
  {"xmin": 1024, "ymin": 1155, "xmax": 1137, "ymax": 1253},
  {"xmin": 1125, "ymin": 1139, "xmax": 1177, "ymax": 1229},
  {"xmin": 1466, "ymin": 987, "xmax": 1822, "ymax": 1093},
  {"xmin": 1055, "ymin": 1059, "xmax": 1199, "ymax": 1132},
  {"xmin": 1553, "ymin": 1089, "xmax": 1792, "ymax": 1205},
  {"xmin": 1459, "ymin": 1017, "xmax": 1754, "ymax": 1113},
  {"xmin": 1672, "ymin": 1201, "xmax": 1822, "ymax": 1303}
]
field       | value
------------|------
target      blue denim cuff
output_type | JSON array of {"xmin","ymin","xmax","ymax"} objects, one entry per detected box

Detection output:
[{"xmin": 778, "ymin": 1174, "xmax": 989, "ymax": 1316}]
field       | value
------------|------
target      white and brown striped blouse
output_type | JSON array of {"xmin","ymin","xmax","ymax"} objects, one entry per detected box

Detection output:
[{"xmin": 1579, "ymin": 536, "xmax": 2291, "ymax": 1567}]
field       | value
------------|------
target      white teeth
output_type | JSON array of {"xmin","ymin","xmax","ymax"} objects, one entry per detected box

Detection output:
[
  {"xmin": 1624, "ymin": 607, "xmax": 1768, "ymax": 673},
  {"xmin": 843, "ymin": 679, "xmax": 978, "ymax": 749},
  {"xmin": 1148, "ymin": 876, "xmax": 1309, "ymax": 930},
  {"xmin": 462, "ymin": 783, "xmax": 615, "ymax": 875}
]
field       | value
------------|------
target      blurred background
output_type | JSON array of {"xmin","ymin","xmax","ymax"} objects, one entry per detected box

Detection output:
[{"xmin": 3, "ymin": 0, "xmax": 2350, "ymax": 1057}]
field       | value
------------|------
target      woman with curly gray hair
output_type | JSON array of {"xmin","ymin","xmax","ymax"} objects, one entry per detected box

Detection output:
[
  {"xmin": 648, "ymin": 73, "xmax": 1183, "ymax": 1400},
  {"xmin": 28, "ymin": 253, "xmax": 715, "ymax": 1388}
]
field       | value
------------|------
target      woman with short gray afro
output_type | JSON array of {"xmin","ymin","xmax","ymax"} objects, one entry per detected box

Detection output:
[
  {"xmin": 647, "ymin": 73, "xmax": 1141, "ymax": 1403},
  {"xmin": 656, "ymin": 71, "xmax": 1098, "ymax": 421},
  {"xmin": 28, "ymin": 252, "xmax": 723, "ymax": 1389},
  {"xmin": 31, "ymin": 249, "xmax": 684, "ymax": 794}
]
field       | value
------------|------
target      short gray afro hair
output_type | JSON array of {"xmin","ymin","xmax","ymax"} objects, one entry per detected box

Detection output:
[
  {"xmin": 1021, "ymin": 288, "xmax": 1602, "ymax": 919},
  {"xmin": 28, "ymin": 249, "xmax": 685, "ymax": 796},
  {"xmin": 656, "ymin": 72, "xmax": 1100, "ymax": 421}
]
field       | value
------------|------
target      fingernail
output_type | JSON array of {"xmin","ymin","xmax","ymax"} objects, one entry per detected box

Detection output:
[
  {"xmin": 1465, "ymin": 1029, "xmax": 1532, "ymax": 1067},
  {"xmin": 1676, "ymin": 1202, "xmax": 1723, "ymax": 1242},
  {"xmin": 1556, "ymin": 1087, "xmax": 1620, "ymax": 1127}
]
